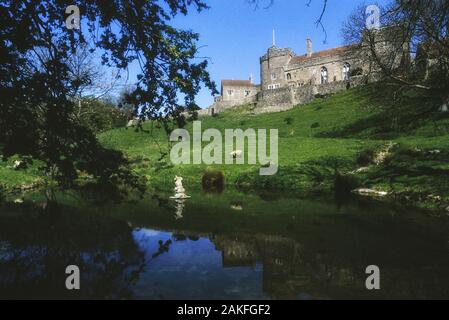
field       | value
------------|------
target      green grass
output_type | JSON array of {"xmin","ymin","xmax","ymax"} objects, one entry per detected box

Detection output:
[
  {"xmin": 2, "ymin": 83, "xmax": 449, "ymax": 210},
  {"xmin": 0, "ymin": 156, "xmax": 42, "ymax": 192},
  {"xmin": 97, "ymin": 83, "xmax": 449, "ymax": 210}
]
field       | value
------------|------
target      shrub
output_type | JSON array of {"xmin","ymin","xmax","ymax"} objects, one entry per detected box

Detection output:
[
  {"xmin": 357, "ymin": 149, "xmax": 375, "ymax": 166},
  {"xmin": 284, "ymin": 117, "xmax": 294, "ymax": 125},
  {"xmin": 79, "ymin": 99, "xmax": 128, "ymax": 134},
  {"xmin": 0, "ymin": 184, "xmax": 5, "ymax": 202},
  {"xmin": 335, "ymin": 173, "xmax": 360, "ymax": 195},
  {"xmin": 202, "ymin": 170, "xmax": 225, "ymax": 193}
]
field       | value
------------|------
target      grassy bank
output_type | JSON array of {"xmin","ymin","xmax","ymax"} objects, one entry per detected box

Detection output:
[{"xmin": 2, "ymin": 83, "xmax": 449, "ymax": 211}]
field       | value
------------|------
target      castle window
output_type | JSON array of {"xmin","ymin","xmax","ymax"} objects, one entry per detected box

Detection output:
[
  {"xmin": 271, "ymin": 73, "xmax": 277, "ymax": 80},
  {"xmin": 227, "ymin": 89, "xmax": 234, "ymax": 96},
  {"xmin": 286, "ymin": 73, "xmax": 292, "ymax": 80},
  {"xmin": 244, "ymin": 90, "xmax": 251, "ymax": 96},
  {"xmin": 343, "ymin": 63, "xmax": 351, "ymax": 81},
  {"xmin": 320, "ymin": 67, "xmax": 328, "ymax": 84}
]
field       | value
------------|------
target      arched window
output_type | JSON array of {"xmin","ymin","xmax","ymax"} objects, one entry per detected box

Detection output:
[
  {"xmin": 343, "ymin": 63, "xmax": 350, "ymax": 81},
  {"xmin": 286, "ymin": 73, "xmax": 292, "ymax": 80},
  {"xmin": 320, "ymin": 67, "xmax": 328, "ymax": 84}
]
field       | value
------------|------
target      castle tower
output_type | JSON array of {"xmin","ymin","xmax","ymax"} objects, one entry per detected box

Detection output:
[{"xmin": 260, "ymin": 46, "xmax": 294, "ymax": 90}]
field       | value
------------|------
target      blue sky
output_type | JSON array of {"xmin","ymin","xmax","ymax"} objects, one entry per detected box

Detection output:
[{"xmin": 127, "ymin": 0, "xmax": 387, "ymax": 108}]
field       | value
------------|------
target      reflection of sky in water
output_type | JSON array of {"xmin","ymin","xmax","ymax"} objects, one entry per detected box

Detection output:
[{"xmin": 132, "ymin": 228, "xmax": 268, "ymax": 300}]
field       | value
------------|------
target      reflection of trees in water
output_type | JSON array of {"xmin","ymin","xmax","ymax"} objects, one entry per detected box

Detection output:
[
  {"xmin": 0, "ymin": 204, "xmax": 145, "ymax": 299},
  {"xmin": 210, "ymin": 232, "xmax": 449, "ymax": 299},
  {"xmin": 151, "ymin": 240, "xmax": 172, "ymax": 259}
]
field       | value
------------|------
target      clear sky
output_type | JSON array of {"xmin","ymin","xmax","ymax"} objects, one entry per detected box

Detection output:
[{"xmin": 128, "ymin": 0, "xmax": 388, "ymax": 109}]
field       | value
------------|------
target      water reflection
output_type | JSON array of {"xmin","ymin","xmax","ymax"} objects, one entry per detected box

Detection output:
[
  {"xmin": 132, "ymin": 228, "xmax": 266, "ymax": 299},
  {"xmin": 173, "ymin": 199, "xmax": 185, "ymax": 220},
  {"xmin": 130, "ymin": 224, "xmax": 449, "ymax": 300},
  {"xmin": 1, "ymin": 190, "xmax": 449, "ymax": 299},
  {"xmin": 0, "ymin": 203, "xmax": 145, "ymax": 299}
]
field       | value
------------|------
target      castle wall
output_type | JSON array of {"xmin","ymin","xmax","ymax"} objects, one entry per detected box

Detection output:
[
  {"xmin": 252, "ymin": 76, "xmax": 365, "ymax": 114},
  {"xmin": 202, "ymin": 35, "xmax": 393, "ymax": 116},
  {"xmin": 204, "ymin": 94, "xmax": 258, "ymax": 115},
  {"xmin": 255, "ymin": 87, "xmax": 296, "ymax": 113},
  {"xmin": 286, "ymin": 53, "xmax": 360, "ymax": 86},
  {"xmin": 201, "ymin": 76, "xmax": 366, "ymax": 116}
]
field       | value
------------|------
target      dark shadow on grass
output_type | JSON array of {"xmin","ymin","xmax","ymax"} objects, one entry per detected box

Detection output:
[{"xmin": 316, "ymin": 84, "xmax": 447, "ymax": 139}]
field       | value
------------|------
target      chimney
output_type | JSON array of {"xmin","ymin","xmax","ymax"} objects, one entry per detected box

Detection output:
[{"xmin": 306, "ymin": 38, "xmax": 313, "ymax": 57}]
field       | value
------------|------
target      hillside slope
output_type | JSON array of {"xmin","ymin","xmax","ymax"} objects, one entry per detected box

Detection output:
[
  {"xmin": 1, "ymin": 84, "xmax": 448, "ymax": 211},
  {"xmin": 97, "ymin": 84, "xmax": 449, "ymax": 210}
]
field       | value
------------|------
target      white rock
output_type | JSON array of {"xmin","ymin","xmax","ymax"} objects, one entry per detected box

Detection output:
[
  {"xmin": 349, "ymin": 167, "xmax": 370, "ymax": 174},
  {"xmin": 352, "ymin": 188, "xmax": 388, "ymax": 197},
  {"xmin": 13, "ymin": 198, "xmax": 24, "ymax": 204}
]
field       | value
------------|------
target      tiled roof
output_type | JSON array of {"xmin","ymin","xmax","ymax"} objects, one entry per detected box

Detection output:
[
  {"xmin": 221, "ymin": 80, "xmax": 255, "ymax": 87},
  {"xmin": 289, "ymin": 45, "xmax": 357, "ymax": 65}
]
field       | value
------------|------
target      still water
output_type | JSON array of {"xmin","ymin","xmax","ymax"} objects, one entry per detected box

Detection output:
[{"xmin": 1, "ymin": 189, "xmax": 449, "ymax": 299}]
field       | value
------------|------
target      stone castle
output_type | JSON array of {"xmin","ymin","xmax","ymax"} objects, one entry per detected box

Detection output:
[{"xmin": 201, "ymin": 37, "xmax": 372, "ymax": 115}]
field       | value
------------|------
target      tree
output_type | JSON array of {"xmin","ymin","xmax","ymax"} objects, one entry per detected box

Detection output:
[
  {"xmin": 341, "ymin": 1, "xmax": 449, "ymax": 98},
  {"xmin": 248, "ymin": 0, "xmax": 329, "ymax": 42},
  {"xmin": 0, "ymin": 0, "xmax": 216, "ymax": 191},
  {"xmin": 66, "ymin": 44, "xmax": 123, "ymax": 118},
  {"xmin": 78, "ymin": 98, "xmax": 129, "ymax": 134}
]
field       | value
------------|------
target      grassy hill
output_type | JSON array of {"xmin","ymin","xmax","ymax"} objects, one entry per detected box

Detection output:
[
  {"xmin": 2, "ymin": 83, "xmax": 449, "ymax": 211},
  {"xmin": 97, "ymin": 83, "xmax": 449, "ymax": 210}
]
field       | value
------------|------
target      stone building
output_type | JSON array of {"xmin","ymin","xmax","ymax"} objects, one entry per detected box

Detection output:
[
  {"xmin": 221, "ymin": 78, "xmax": 258, "ymax": 102},
  {"xmin": 207, "ymin": 78, "xmax": 260, "ymax": 114},
  {"xmin": 202, "ymin": 35, "xmax": 389, "ymax": 115},
  {"xmin": 261, "ymin": 40, "xmax": 358, "ymax": 89}
]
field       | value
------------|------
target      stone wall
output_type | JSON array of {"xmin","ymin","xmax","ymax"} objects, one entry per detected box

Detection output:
[
  {"xmin": 203, "ymin": 94, "xmax": 258, "ymax": 115},
  {"xmin": 254, "ymin": 86, "xmax": 296, "ymax": 113},
  {"xmin": 201, "ymin": 76, "xmax": 367, "ymax": 116},
  {"xmin": 252, "ymin": 75, "xmax": 366, "ymax": 114},
  {"xmin": 284, "ymin": 51, "xmax": 360, "ymax": 86}
]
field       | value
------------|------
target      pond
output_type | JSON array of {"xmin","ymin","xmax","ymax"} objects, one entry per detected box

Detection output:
[{"xmin": 1, "ymin": 188, "xmax": 449, "ymax": 299}]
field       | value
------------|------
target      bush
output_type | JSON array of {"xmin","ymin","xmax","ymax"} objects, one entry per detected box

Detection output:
[
  {"xmin": 284, "ymin": 117, "xmax": 294, "ymax": 125},
  {"xmin": 0, "ymin": 184, "xmax": 5, "ymax": 202},
  {"xmin": 335, "ymin": 173, "xmax": 359, "ymax": 195},
  {"xmin": 357, "ymin": 149, "xmax": 375, "ymax": 166},
  {"xmin": 79, "ymin": 99, "xmax": 129, "ymax": 134},
  {"xmin": 202, "ymin": 170, "xmax": 225, "ymax": 193}
]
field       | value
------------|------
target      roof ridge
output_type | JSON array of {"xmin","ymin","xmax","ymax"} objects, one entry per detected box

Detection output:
[{"xmin": 289, "ymin": 44, "xmax": 356, "ymax": 64}]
